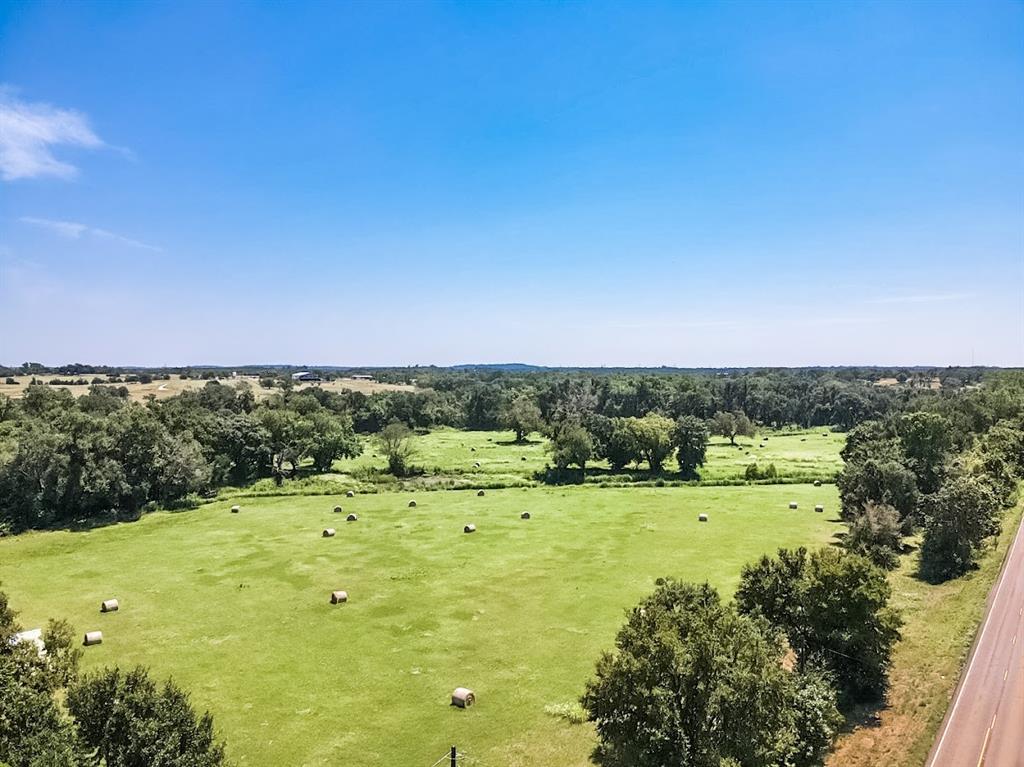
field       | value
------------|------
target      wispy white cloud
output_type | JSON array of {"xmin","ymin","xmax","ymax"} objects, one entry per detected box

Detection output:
[
  {"xmin": 19, "ymin": 216, "xmax": 162, "ymax": 252},
  {"xmin": 867, "ymin": 293, "xmax": 973, "ymax": 305},
  {"xmin": 19, "ymin": 216, "xmax": 89, "ymax": 239},
  {"xmin": 0, "ymin": 87, "xmax": 106, "ymax": 181}
]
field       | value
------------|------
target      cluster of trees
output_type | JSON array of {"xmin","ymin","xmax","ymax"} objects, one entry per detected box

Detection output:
[
  {"xmin": 0, "ymin": 588, "xmax": 226, "ymax": 766},
  {"xmin": 0, "ymin": 382, "xmax": 361, "ymax": 531},
  {"xmin": 837, "ymin": 373, "xmax": 1024, "ymax": 581},
  {"xmin": 583, "ymin": 544, "xmax": 902, "ymax": 766},
  {"xmin": 549, "ymin": 413, "xmax": 710, "ymax": 479}
]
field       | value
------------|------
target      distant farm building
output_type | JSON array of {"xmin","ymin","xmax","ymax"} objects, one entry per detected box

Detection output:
[
  {"xmin": 350, "ymin": 374, "xmax": 373, "ymax": 381},
  {"xmin": 291, "ymin": 371, "xmax": 322, "ymax": 382}
]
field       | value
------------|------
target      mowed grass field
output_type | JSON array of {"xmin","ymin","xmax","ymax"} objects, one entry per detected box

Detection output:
[
  {"xmin": 0, "ymin": 484, "xmax": 840, "ymax": 766},
  {"xmin": 335, "ymin": 427, "xmax": 845, "ymax": 486}
]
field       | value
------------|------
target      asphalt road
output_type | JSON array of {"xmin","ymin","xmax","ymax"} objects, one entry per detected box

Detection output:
[{"xmin": 926, "ymin": 515, "xmax": 1024, "ymax": 767}]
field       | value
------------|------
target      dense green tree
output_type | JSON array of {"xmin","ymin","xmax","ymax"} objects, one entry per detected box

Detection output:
[
  {"xmin": 843, "ymin": 502, "xmax": 903, "ymax": 569},
  {"xmin": 550, "ymin": 423, "xmax": 593, "ymax": 473},
  {"xmin": 377, "ymin": 421, "xmax": 415, "ymax": 476},
  {"xmin": 0, "ymin": 591, "xmax": 86, "ymax": 767},
  {"xmin": 256, "ymin": 408, "xmax": 308, "ymax": 482},
  {"xmin": 67, "ymin": 666, "xmax": 226, "ymax": 767},
  {"xmin": 837, "ymin": 440, "xmax": 920, "ymax": 523},
  {"xmin": 626, "ymin": 414, "xmax": 675, "ymax": 472},
  {"xmin": 736, "ymin": 547, "xmax": 902, "ymax": 703},
  {"xmin": 499, "ymin": 394, "xmax": 544, "ymax": 443},
  {"xmin": 895, "ymin": 412, "xmax": 952, "ymax": 494},
  {"xmin": 919, "ymin": 473, "xmax": 1002, "ymax": 582},
  {"xmin": 582, "ymin": 579, "xmax": 841, "ymax": 767},
  {"xmin": 709, "ymin": 410, "xmax": 755, "ymax": 445},
  {"xmin": 672, "ymin": 415, "xmax": 708, "ymax": 479},
  {"xmin": 305, "ymin": 411, "xmax": 361, "ymax": 472}
]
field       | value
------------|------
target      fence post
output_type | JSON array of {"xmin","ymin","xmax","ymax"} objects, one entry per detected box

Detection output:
[{"xmin": 450, "ymin": 745, "xmax": 457, "ymax": 766}]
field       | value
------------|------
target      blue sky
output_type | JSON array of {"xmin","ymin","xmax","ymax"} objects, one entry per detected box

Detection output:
[{"xmin": 1, "ymin": 0, "xmax": 1021, "ymax": 367}]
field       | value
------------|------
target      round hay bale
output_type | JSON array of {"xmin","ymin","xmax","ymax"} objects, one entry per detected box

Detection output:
[
  {"xmin": 330, "ymin": 590, "xmax": 348, "ymax": 604},
  {"xmin": 322, "ymin": 528, "xmax": 336, "ymax": 537},
  {"xmin": 521, "ymin": 456, "xmax": 527, "ymax": 461},
  {"xmin": 477, "ymin": 490, "xmax": 485, "ymax": 497},
  {"xmin": 815, "ymin": 504, "xmax": 824, "ymax": 513},
  {"xmin": 230, "ymin": 505, "xmax": 240, "ymax": 513},
  {"xmin": 788, "ymin": 501, "xmax": 798, "ymax": 510},
  {"xmin": 800, "ymin": 437, "xmax": 806, "ymax": 442},
  {"xmin": 333, "ymin": 505, "xmax": 343, "ymax": 513},
  {"xmin": 346, "ymin": 513, "xmax": 358, "ymax": 522},
  {"xmin": 470, "ymin": 447, "xmax": 476, "ymax": 452},
  {"xmin": 473, "ymin": 461, "xmax": 481, "ymax": 468},
  {"xmin": 83, "ymin": 631, "xmax": 103, "ymax": 646},
  {"xmin": 346, "ymin": 490, "xmax": 355, "ymax": 498},
  {"xmin": 698, "ymin": 513, "xmax": 708, "ymax": 522},
  {"xmin": 451, "ymin": 687, "xmax": 475, "ymax": 708},
  {"xmin": 100, "ymin": 599, "xmax": 119, "ymax": 613},
  {"xmin": 521, "ymin": 511, "xmax": 531, "ymax": 520},
  {"xmin": 408, "ymin": 500, "xmax": 417, "ymax": 508},
  {"xmin": 464, "ymin": 524, "xmax": 476, "ymax": 534},
  {"xmin": 813, "ymin": 480, "xmax": 821, "ymax": 487}
]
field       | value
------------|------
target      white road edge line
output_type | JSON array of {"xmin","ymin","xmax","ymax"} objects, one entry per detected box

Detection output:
[{"xmin": 929, "ymin": 519, "xmax": 1024, "ymax": 765}]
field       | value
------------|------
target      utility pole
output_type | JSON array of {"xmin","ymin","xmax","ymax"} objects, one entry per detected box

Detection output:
[{"xmin": 450, "ymin": 745, "xmax": 457, "ymax": 766}]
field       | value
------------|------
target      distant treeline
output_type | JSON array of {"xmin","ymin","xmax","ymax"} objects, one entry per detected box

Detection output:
[{"xmin": 0, "ymin": 366, "xmax": 1011, "ymax": 532}]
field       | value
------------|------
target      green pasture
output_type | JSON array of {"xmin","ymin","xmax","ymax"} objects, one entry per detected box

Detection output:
[
  {"xmin": 332, "ymin": 427, "xmax": 845, "ymax": 487},
  {"xmin": 0, "ymin": 484, "xmax": 840, "ymax": 766}
]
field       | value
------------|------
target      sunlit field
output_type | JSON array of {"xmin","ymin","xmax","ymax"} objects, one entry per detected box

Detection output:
[
  {"xmin": 332, "ymin": 427, "xmax": 845, "ymax": 487},
  {"xmin": 1, "ymin": 484, "xmax": 840, "ymax": 766}
]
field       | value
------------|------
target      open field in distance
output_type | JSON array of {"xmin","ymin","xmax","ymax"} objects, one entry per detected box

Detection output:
[{"xmin": 0, "ymin": 374, "xmax": 415, "ymax": 402}]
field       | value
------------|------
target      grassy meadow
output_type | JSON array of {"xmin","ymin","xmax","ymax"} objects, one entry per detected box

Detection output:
[
  {"xmin": 0, "ymin": 484, "xmax": 840, "ymax": 766},
  {"xmin": 333, "ymin": 427, "xmax": 845, "ymax": 488}
]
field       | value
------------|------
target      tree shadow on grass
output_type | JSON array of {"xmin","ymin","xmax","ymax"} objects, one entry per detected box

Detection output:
[{"xmin": 494, "ymin": 438, "xmax": 544, "ymax": 447}]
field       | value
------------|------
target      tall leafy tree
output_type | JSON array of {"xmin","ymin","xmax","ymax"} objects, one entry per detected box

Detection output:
[
  {"xmin": 499, "ymin": 394, "xmax": 544, "ymax": 443},
  {"xmin": 919, "ymin": 473, "xmax": 1002, "ymax": 582},
  {"xmin": 672, "ymin": 415, "xmax": 708, "ymax": 479},
  {"xmin": 582, "ymin": 579, "xmax": 841, "ymax": 767},
  {"xmin": 67, "ymin": 666, "xmax": 227, "ymax": 767},
  {"xmin": 736, "ymin": 547, "xmax": 902, "ymax": 703}
]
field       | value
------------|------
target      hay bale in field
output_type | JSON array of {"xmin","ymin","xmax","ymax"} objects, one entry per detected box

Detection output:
[
  {"xmin": 100, "ymin": 599, "xmax": 119, "ymax": 613},
  {"xmin": 322, "ymin": 528, "xmax": 336, "ymax": 537},
  {"xmin": 451, "ymin": 687, "xmax": 476, "ymax": 708},
  {"xmin": 800, "ymin": 437, "xmax": 806, "ymax": 442},
  {"xmin": 464, "ymin": 524, "xmax": 476, "ymax": 534},
  {"xmin": 346, "ymin": 513, "xmax": 358, "ymax": 522},
  {"xmin": 477, "ymin": 490, "xmax": 485, "ymax": 497},
  {"xmin": 813, "ymin": 480, "xmax": 821, "ymax": 487},
  {"xmin": 230, "ymin": 505, "xmax": 240, "ymax": 513},
  {"xmin": 521, "ymin": 511, "xmax": 531, "ymax": 519},
  {"xmin": 346, "ymin": 490, "xmax": 355, "ymax": 498},
  {"xmin": 815, "ymin": 505, "xmax": 824, "ymax": 513},
  {"xmin": 473, "ymin": 461, "xmax": 481, "ymax": 468},
  {"xmin": 698, "ymin": 513, "xmax": 708, "ymax": 522},
  {"xmin": 521, "ymin": 456, "xmax": 527, "ymax": 461},
  {"xmin": 334, "ymin": 505, "xmax": 344, "ymax": 513},
  {"xmin": 330, "ymin": 590, "xmax": 348, "ymax": 604},
  {"xmin": 470, "ymin": 447, "xmax": 476, "ymax": 452},
  {"xmin": 83, "ymin": 631, "xmax": 103, "ymax": 646},
  {"xmin": 789, "ymin": 501, "xmax": 798, "ymax": 510},
  {"xmin": 408, "ymin": 500, "xmax": 417, "ymax": 508}
]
